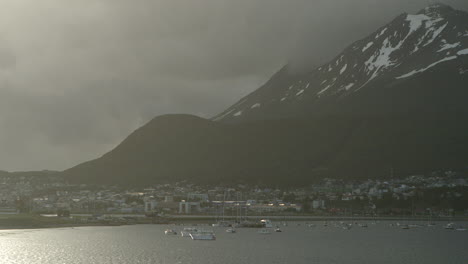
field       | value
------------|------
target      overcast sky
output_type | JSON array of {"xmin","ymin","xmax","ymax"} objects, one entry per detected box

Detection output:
[{"xmin": 0, "ymin": 0, "xmax": 467, "ymax": 171}]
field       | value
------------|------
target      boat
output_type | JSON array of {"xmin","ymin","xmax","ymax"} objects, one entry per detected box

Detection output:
[
  {"xmin": 342, "ymin": 223, "xmax": 352, "ymax": 230},
  {"xmin": 226, "ymin": 228, "xmax": 236, "ymax": 233},
  {"xmin": 260, "ymin": 219, "xmax": 273, "ymax": 228},
  {"xmin": 275, "ymin": 228, "xmax": 282, "ymax": 232},
  {"xmin": 400, "ymin": 224, "xmax": 410, "ymax": 229},
  {"xmin": 426, "ymin": 209, "xmax": 435, "ymax": 227},
  {"xmin": 190, "ymin": 230, "xmax": 216, "ymax": 240},
  {"xmin": 444, "ymin": 223, "xmax": 455, "ymax": 230},
  {"xmin": 212, "ymin": 221, "xmax": 231, "ymax": 227},
  {"xmin": 180, "ymin": 227, "xmax": 198, "ymax": 237},
  {"xmin": 164, "ymin": 229, "xmax": 177, "ymax": 235},
  {"xmin": 359, "ymin": 223, "xmax": 368, "ymax": 228},
  {"xmin": 258, "ymin": 228, "xmax": 271, "ymax": 234}
]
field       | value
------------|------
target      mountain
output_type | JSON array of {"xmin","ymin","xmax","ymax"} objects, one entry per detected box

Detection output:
[
  {"xmin": 213, "ymin": 4, "xmax": 468, "ymax": 122},
  {"xmin": 63, "ymin": 114, "xmax": 468, "ymax": 186},
  {"xmin": 64, "ymin": 5, "xmax": 468, "ymax": 186}
]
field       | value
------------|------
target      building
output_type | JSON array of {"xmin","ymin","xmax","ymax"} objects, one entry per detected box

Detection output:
[
  {"xmin": 144, "ymin": 200, "xmax": 158, "ymax": 213},
  {"xmin": 179, "ymin": 201, "xmax": 201, "ymax": 214},
  {"xmin": 312, "ymin": 200, "xmax": 326, "ymax": 209}
]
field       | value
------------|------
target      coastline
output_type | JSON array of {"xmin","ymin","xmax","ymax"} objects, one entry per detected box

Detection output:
[{"xmin": 1, "ymin": 213, "xmax": 466, "ymax": 230}]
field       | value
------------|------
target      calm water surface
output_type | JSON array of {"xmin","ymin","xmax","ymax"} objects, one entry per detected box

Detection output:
[{"xmin": 0, "ymin": 221, "xmax": 466, "ymax": 264}]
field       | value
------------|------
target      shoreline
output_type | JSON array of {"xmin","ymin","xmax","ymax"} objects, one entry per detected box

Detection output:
[
  {"xmin": 1, "ymin": 214, "xmax": 466, "ymax": 230},
  {"xmin": 168, "ymin": 215, "xmax": 468, "ymax": 222}
]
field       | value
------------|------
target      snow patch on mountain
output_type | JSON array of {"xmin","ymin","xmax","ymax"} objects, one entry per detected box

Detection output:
[
  {"xmin": 423, "ymin": 22, "xmax": 448, "ymax": 47},
  {"xmin": 362, "ymin": 42, "xmax": 373, "ymax": 52},
  {"xmin": 318, "ymin": 85, "xmax": 332, "ymax": 95},
  {"xmin": 407, "ymin": 14, "xmax": 431, "ymax": 34},
  {"xmin": 233, "ymin": 111, "xmax": 243, "ymax": 117},
  {"xmin": 376, "ymin": 28, "xmax": 387, "ymax": 39},
  {"xmin": 343, "ymin": 83, "xmax": 355, "ymax": 91},
  {"xmin": 364, "ymin": 37, "xmax": 401, "ymax": 81},
  {"xmin": 438, "ymin": 41, "xmax": 461, "ymax": 52},
  {"xmin": 251, "ymin": 103, "xmax": 261, "ymax": 109},
  {"xmin": 396, "ymin": 56, "xmax": 457, "ymax": 79},
  {"xmin": 458, "ymin": 48, "xmax": 468, "ymax": 55},
  {"xmin": 340, "ymin": 64, "xmax": 348, "ymax": 74}
]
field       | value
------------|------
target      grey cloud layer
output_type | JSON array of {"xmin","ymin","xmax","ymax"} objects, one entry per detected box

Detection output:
[{"xmin": 0, "ymin": 0, "xmax": 466, "ymax": 171}]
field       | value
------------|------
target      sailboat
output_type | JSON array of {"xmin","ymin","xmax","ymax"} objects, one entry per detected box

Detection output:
[
  {"xmin": 212, "ymin": 191, "xmax": 231, "ymax": 227},
  {"xmin": 426, "ymin": 208, "xmax": 436, "ymax": 227}
]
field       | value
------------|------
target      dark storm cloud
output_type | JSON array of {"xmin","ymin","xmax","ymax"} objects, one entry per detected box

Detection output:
[{"xmin": 0, "ymin": 0, "xmax": 467, "ymax": 171}]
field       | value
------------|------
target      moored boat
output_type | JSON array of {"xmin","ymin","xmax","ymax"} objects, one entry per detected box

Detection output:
[
  {"xmin": 164, "ymin": 229, "xmax": 177, "ymax": 235},
  {"xmin": 190, "ymin": 230, "xmax": 216, "ymax": 240},
  {"xmin": 226, "ymin": 228, "xmax": 236, "ymax": 233},
  {"xmin": 260, "ymin": 219, "xmax": 273, "ymax": 228},
  {"xmin": 444, "ymin": 223, "xmax": 455, "ymax": 230},
  {"xmin": 180, "ymin": 227, "xmax": 198, "ymax": 237}
]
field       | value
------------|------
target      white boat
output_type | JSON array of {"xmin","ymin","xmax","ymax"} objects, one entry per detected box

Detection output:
[
  {"xmin": 359, "ymin": 223, "xmax": 368, "ymax": 228},
  {"xmin": 226, "ymin": 228, "xmax": 236, "ymax": 233},
  {"xmin": 190, "ymin": 230, "xmax": 216, "ymax": 240},
  {"xmin": 260, "ymin": 219, "xmax": 273, "ymax": 228},
  {"xmin": 164, "ymin": 229, "xmax": 177, "ymax": 235},
  {"xmin": 444, "ymin": 223, "xmax": 455, "ymax": 230},
  {"xmin": 275, "ymin": 228, "xmax": 282, "ymax": 232},
  {"xmin": 180, "ymin": 227, "xmax": 198, "ymax": 237},
  {"xmin": 258, "ymin": 228, "xmax": 271, "ymax": 234}
]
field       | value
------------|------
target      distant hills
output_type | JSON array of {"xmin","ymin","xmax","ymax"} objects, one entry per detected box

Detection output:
[{"xmin": 63, "ymin": 4, "xmax": 468, "ymax": 186}]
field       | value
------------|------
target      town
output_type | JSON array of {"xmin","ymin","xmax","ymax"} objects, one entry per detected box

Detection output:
[{"xmin": 1, "ymin": 169, "xmax": 467, "ymax": 221}]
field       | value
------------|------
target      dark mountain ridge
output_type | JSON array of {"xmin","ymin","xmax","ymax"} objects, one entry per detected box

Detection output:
[{"xmin": 64, "ymin": 113, "xmax": 468, "ymax": 186}]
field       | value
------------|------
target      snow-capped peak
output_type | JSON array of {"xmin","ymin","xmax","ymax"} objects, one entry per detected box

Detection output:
[{"xmin": 213, "ymin": 4, "xmax": 468, "ymax": 122}]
